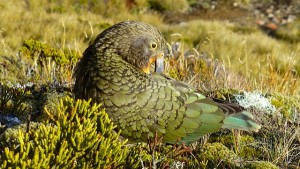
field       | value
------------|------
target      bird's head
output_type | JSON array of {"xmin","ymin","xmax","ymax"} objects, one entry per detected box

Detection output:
[{"xmin": 94, "ymin": 21, "xmax": 167, "ymax": 74}]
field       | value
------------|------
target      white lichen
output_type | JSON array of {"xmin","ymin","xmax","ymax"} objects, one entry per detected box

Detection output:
[{"xmin": 235, "ymin": 91, "xmax": 276, "ymax": 113}]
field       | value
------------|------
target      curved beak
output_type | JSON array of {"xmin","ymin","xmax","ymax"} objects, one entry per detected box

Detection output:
[
  {"xmin": 155, "ymin": 56, "xmax": 164, "ymax": 73},
  {"xmin": 141, "ymin": 52, "xmax": 165, "ymax": 74}
]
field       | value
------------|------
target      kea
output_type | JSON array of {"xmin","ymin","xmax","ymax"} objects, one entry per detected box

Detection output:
[{"xmin": 74, "ymin": 21, "xmax": 260, "ymax": 144}]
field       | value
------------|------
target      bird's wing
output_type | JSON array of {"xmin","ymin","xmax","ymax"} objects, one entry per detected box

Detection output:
[{"xmin": 145, "ymin": 73, "xmax": 225, "ymax": 143}]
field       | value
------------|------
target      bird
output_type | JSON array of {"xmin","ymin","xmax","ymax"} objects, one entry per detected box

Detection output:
[{"xmin": 73, "ymin": 21, "xmax": 260, "ymax": 144}]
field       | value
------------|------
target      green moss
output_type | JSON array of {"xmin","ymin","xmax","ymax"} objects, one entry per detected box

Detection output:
[
  {"xmin": 208, "ymin": 88, "xmax": 242, "ymax": 101},
  {"xmin": 0, "ymin": 123, "xmax": 40, "ymax": 148},
  {"xmin": 199, "ymin": 142, "xmax": 242, "ymax": 168},
  {"xmin": 210, "ymin": 134, "xmax": 262, "ymax": 160},
  {"xmin": 268, "ymin": 93, "xmax": 300, "ymax": 120},
  {"xmin": 125, "ymin": 140, "xmax": 193, "ymax": 168},
  {"xmin": 245, "ymin": 161, "xmax": 279, "ymax": 169}
]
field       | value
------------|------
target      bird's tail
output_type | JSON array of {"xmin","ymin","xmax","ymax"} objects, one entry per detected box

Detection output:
[{"xmin": 222, "ymin": 111, "xmax": 261, "ymax": 132}]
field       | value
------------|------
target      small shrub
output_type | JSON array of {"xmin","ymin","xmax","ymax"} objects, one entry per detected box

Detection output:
[
  {"xmin": 0, "ymin": 97, "xmax": 128, "ymax": 168},
  {"xmin": 20, "ymin": 39, "xmax": 80, "ymax": 66}
]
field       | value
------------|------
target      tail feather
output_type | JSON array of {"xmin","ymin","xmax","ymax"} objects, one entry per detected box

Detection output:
[{"xmin": 222, "ymin": 111, "xmax": 261, "ymax": 132}]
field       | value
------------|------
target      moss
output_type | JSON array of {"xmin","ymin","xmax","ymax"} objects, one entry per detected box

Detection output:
[
  {"xmin": 210, "ymin": 134, "xmax": 262, "ymax": 160},
  {"xmin": 208, "ymin": 88, "xmax": 242, "ymax": 101},
  {"xmin": 125, "ymin": 139, "xmax": 194, "ymax": 168},
  {"xmin": 245, "ymin": 161, "xmax": 279, "ymax": 169},
  {"xmin": 199, "ymin": 142, "xmax": 242, "ymax": 168},
  {"xmin": 0, "ymin": 122, "xmax": 40, "ymax": 148},
  {"xmin": 268, "ymin": 93, "xmax": 300, "ymax": 120}
]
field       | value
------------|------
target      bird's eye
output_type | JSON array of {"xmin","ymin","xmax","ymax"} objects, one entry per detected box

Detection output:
[{"xmin": 151, "ymin": 43, "xmax": 157, "ymax": 49}]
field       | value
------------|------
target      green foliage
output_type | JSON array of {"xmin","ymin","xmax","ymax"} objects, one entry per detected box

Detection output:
[
  {"xmin": 208, "ymin": 88, "xmax": 242, "ymax": 101},
  {"xmin": 1, "ymin": 39, "xmax": 80, "ymax": 84},
  {"xmin": 0, "ymin": 97, "xmax": 128, "ymax": 168},
  {"xmin": 20, "ymin": 39, "xmax": 80, "ymax": 66},
  {"xmin": 44, "ymin": 0, "xmax": 128, "ymax": 16}
]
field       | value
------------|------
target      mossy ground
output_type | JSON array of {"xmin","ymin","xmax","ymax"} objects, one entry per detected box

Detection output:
[{"xmin": 0, "ymin": 0, "xmax": 299, "ymax": 168}]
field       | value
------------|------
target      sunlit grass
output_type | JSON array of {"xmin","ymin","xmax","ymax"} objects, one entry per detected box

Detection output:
[
  {"xmin": 1, "ymin": 0, "xmax": 299, "ymax": 95},
  {"xmin": 163, "ymin": 20, "xmax": 300, "ymax": 95}
]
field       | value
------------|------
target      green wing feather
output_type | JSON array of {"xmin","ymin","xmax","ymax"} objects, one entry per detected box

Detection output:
[{"xmin": 222, "ymin": 111, "xmax": 261, "ymax": 132}]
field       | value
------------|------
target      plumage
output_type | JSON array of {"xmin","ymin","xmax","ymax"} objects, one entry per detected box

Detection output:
[{"xmin": 74, "ymin": 21, "xmax": 261, "ymax": 144}]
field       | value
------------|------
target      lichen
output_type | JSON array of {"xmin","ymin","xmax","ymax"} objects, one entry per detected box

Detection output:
[{"xmin": 235, "ymin": 91, "xmax": 276, "ymax": 114}]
